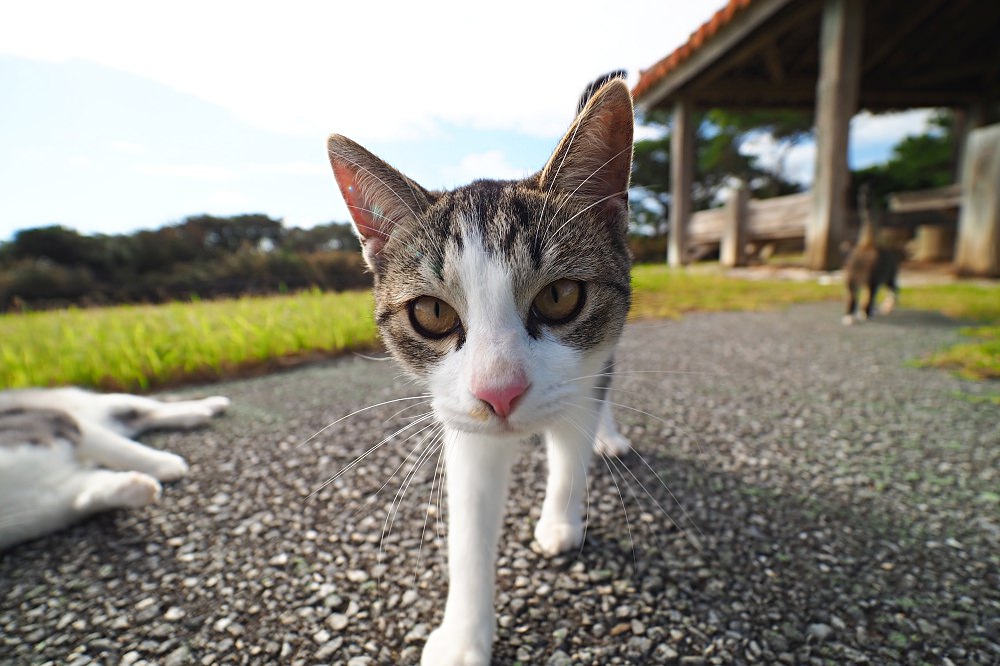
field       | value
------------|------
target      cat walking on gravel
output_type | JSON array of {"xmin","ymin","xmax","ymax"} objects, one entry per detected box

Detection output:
[
  {"xmin": 328, "ymin": 73, "xmax": 634, "ymax": 665},
  {"xmin": 0, "ymin": 388, "xmax": 229, "ymax": 550},
  {"xmin": 843, "ymin": 185, "xmax": 902, "ymax": 325}
]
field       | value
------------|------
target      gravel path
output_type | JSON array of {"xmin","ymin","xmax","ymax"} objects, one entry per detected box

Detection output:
[{"xmin": 2, "ymin": 303, "xmax": 998, "ymax": 665}]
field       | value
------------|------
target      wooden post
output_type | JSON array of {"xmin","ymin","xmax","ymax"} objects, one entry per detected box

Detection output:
[
  {"xmin": 807, "ymin": 0, "xmax": 863, "ymax": 271},
  {"xmin": 955, "ymin": 124, "xmax": 1000, "ymax": 277},
  {"xmin": 668, "ymin": 97, "xmax": 695, "ymax": 266},
  {"xmin": 721, "ymin": 182, "xmax": 749, "ymax": 267}
]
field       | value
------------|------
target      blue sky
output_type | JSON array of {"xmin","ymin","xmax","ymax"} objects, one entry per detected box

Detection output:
[{"xmin": 0, "ymin": 1, "xmax": 933, "ymax": 241}]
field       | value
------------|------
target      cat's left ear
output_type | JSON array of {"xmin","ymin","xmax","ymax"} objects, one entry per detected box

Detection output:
[
  {"xmin": 327, "ymin": 134, "xmax": 433, "ymax": 272},
  {"xmin": 539, "ymin": 78, "xmax": 634, "ymax": 229}
]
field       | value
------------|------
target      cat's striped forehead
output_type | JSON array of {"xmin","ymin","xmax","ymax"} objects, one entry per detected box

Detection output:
[{"xmin": 376, "ymin": 177, "xmax": 629, "ymax": 295}]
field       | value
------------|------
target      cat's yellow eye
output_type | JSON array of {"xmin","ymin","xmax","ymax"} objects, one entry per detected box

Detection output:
[
  {"xmin": 409, "ymin": 296, "xmax": 460, "ymax": 339},
  {"xmin": 532, "ymin": 279, "xmax": 584, "ymax": 324}
]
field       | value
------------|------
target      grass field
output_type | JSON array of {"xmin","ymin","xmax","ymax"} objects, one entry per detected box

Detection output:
[{"xmin": 1, "ymin": 266, "xmax": 997, "ymax": 391}]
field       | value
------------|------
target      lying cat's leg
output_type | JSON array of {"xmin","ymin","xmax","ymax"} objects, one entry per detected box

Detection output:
[
  {"xmin": 0, "ymin": 463, "xmax": 160, "ymax": 550},
  {"xmin": 72, "ymin": 469, "xmax": 161, "ymax": 512},
  {"xmin": 77, "ymin": 420, "xmax": 189, "ymax": 481},
  {"xmin": 101, "ymin": 394, "xmax": 229, "ymax": 436},
  {"xmin": 536, "ymin": 404, "xmax": 597, "ymax": 556},
  {"xmin": 422, "ymin": 429, "xmax": 516, "ymax": 666}
]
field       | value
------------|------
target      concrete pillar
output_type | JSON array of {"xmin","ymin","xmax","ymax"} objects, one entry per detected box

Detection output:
[{"xmin": 807, "ymin": 0, "xmax": 863, "ymax": 271}]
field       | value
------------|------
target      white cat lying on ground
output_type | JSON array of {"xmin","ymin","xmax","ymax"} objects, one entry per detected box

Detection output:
[{"xmin": 0, "ymin": 387, "xmax": 228, "ymax": 550}]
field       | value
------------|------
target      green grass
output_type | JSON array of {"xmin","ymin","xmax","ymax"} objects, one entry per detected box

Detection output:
[
  {"xmin": 1, "ymin": 265, "xmax": 997, "ymax": 392},
  {"xmin": 629, "ymin": 264, "xmax": 840, "ymax": 320},
  {"xmin": 920, "ymin": 326, "xmax": 1000, "ymax": 381},
  {"xmin": 0, "ymin": 288, "xmax": 376, "ymax": 391}
]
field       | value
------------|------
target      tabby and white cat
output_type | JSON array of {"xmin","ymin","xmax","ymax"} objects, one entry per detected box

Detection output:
[
  {"xmin": 327, "ymin": 75, "xmax": 634, "ymax": 664},
  {"xmin": 0, "ymin": 388, "xmax": 229, "ymax": 550},
  {"xmin": 843, "ymin": 185, "xmax": 902, "ymax": 325}
]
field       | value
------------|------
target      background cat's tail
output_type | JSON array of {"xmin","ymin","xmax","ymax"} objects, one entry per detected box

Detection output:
[{"xmin": 577, "ymin": 70, "xmax": 628, "ymax": 114}]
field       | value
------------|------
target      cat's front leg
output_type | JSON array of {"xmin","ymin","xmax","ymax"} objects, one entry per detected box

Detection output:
[
  {"xmin": 77, "ymin": 421, "xmax": 189, "ymax": 481},
  {"xmin": 535, "ymin": 402, "xmax": 597, "ymax": 556},
  {"xmin": 422, "ymin": 429, "xmax": 516, "ymax": 666}
]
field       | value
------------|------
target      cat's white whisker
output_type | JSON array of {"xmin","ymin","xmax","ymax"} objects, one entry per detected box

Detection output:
[
  {"xmin": 560, "ymin": 368, "xmax": 722, "ymax": 385},
  {"xmin": 380, "ymin": 424, "xmax": 447, "ymax": 577},
  {"xmin": 349, "ymin": 414, "xmax": 439, "ymax": 522},
  {"xmin": 296, "ymin": 394, "xmax": 432, "ymax": 450},
  {"xmin": 560, "ymin": 399, "xmax": 703, "ymax": 549},
  {"xmin": 326, "ymin": 147, "xmax": 423, "ymax": 224},
  {"xmin": 352, "ymin": 351, "xmax": 394, "ymax": 362},
  {"xmin": 624, "ymin": 447, "xmax": 705, "ymax": 550},
  {"xmin": 382, "ymin": 403, "xmax": 434, "ymax": 426},
  {"xmin": 307, "ymin": 411, "xmax": 438, "ymax": 500},
  {"xmin": 548, "ymin": 144, "xmax": 635, "ymax": 225},
  {"xmin": 579, "ymin": 395, "xmax": 708, "ymax": 458},
  {"xmin": 546, "ymin": 188, "xmax": 628, "ymax": 246},
  {"xmin": 597, "ymin": 443, "xmax": 639, "ymax": 571}
]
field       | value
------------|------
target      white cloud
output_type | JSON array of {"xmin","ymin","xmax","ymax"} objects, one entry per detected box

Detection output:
[
  {"xmin": 209, "ymin": 190, "xmax": 249, "ymax": 208},
  {"xmin": 850, "ymin": 110, "xmax": 934, "ymax": 144},
  {"xmin": 739, "ymin": 109, "xmax": 935, "ymax": 185},
  {"xmin": 444, "ymin": 150, "xmax": 529, "ymax": 185},
  {"xmin": 0, "ymin": 1, "xmax": 717, "ymax": 142},
  {"xmin": 139, "ymin": 164, "xmax": 235, "ymax": 180},
  {"xmin": 110, "ymin": 140, "xmax": 145, "ymax": 155},
  {"xmin": 248, "ymin": 162, "xmax": 329, "ymax": 176},
  {"xmin": 68, "ymin": 155, "xmax": 94, "ymax": 168}
]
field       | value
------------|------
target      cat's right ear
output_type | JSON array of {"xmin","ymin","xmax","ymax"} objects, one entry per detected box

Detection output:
[{"xmin": 327, "ymin": 134, "xmax": 432, "ymax": 272}]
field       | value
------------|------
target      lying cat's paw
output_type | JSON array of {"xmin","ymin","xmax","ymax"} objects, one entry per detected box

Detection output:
[
  {"xmin": 421, "ymin": 625, "xmax": 491, "ymax": 666},
  {"xmin": 595, "ymin": 430, "xmax": 631, "ymax": 457},
  {"xmin": 151, "ymin": 452, "xmax": 189, "ymax": 482},
  {"xmin": 534, "ymin": 516, "xmax": 583, "ymax": 557},
  {"xmin": 112, "ymin": 472, "xmax": 162, "ymax": 508},
  {"xmin": 201, "ymin": 396, "xmax": 230, "ymax": 416}
]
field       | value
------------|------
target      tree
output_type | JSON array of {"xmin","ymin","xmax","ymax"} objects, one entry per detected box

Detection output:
[
  {"xmin": 851, "ymin": 112, "xmax": 953, "ymax": 205},
  {"xmin": 629, "ymin": 108, "xmax": 811, "ymax": 236}
]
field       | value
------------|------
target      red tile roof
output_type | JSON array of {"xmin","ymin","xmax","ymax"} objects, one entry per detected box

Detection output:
[{"xmin": 633, "ymin": 0, "xmax": 754, "ymax": 101}]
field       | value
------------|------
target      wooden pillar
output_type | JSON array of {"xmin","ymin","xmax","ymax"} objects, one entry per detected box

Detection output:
[
  {"xmin": 807, "ymin": 0, "xmax": 863, "ymax": 271},
  {"xmin": 955, "ymin": 102, "xmax": 988, "ymax": 181},
  {"xmin": 955, "ymin": 124, "xmax": 1000, "ymax": 277},
  {"xmin": 668, "ymin": 97, "xmax": 695, "ymax": 266},
  {"xmin": 721, "ymin": 182, "xmax": 749, "ymax": 267}
]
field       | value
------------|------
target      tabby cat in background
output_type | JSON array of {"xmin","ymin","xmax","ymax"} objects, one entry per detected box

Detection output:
[{"xmin": 843, "ymin": 185, "xmax": 902, "ymax": 325}]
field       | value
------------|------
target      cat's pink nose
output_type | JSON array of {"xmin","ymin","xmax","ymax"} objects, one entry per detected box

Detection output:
[{"xmin": 473, "ymin": 377, "xmax": 529, "ymax": 419}]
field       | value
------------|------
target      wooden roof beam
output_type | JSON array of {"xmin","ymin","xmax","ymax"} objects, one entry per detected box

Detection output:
[
  {"xmin": 762, "ymin": 41, "xmax": 786, "ymax": 83},
  {"xmin": 863, "ymin": 0, "xmax": 952, "ymax": 75},
  {"xmin": 635, "ymin": 0, "xmax": 799, "ymax": 113}
]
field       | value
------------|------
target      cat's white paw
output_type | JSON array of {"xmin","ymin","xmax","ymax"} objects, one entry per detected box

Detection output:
[
  {"xmin": 857, "ymin": 310, "xmax": 868, "ymax": 321},
  {"xmin": 112, "ymin": 472, "xmax": 162, "ymax": 508},
  {"xmin": 201, "ymin": 396, "xmax": 230, "ymax": 416},
  {"xmin": 841, "ymin": 314, "xmax": 855, "ymax": 326},
  {"xmin": 879, "ymin": 294, "xmax": 896, "ymax": 315},
  {"xmin": 151, "ymin": 452, "xmax": 189, "ymax": 482},
  {"xmin": 534, "ymin": 516, "xmax": 583, "ymax": 556},
  {"xmin": 421, "ymin": 625, "xmax": 491, "ymax": 666},
  {"xmin": 595, "ymin": 430, "xmax": 631, "ymax": 457}
]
